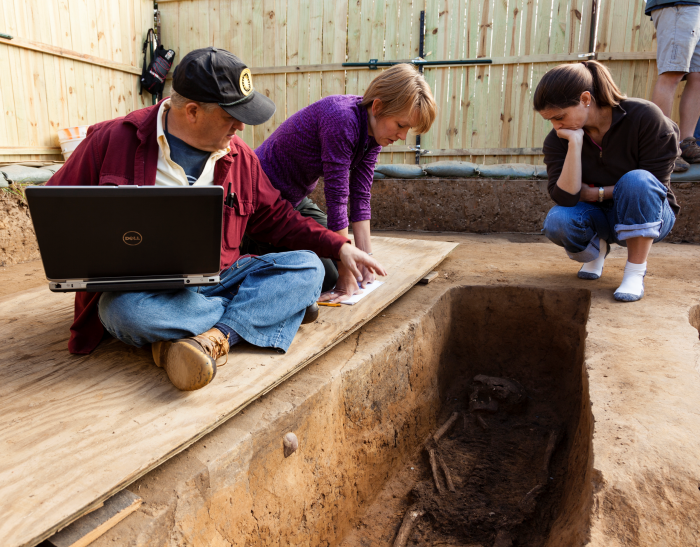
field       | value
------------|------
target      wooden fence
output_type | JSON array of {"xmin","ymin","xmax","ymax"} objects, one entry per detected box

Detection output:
[
  {"xmin": 0, "ymin": 0, "xmax": 154, "ymax": 163},
  {"xmin": 0, "ymin": 0, "xmax": 680, "ymax": 165}
]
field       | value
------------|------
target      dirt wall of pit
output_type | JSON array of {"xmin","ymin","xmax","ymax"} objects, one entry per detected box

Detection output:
[
  {"xmin": 0, "ymin": 192, "xmax": 40, "ymax": 267},
  {"xmin": 2, "ymin": 178, "xmax": 698, "ymax": 267},
  {"xmin": 310, "ymin": 178, "xmax": 700, "ymax": 243}
]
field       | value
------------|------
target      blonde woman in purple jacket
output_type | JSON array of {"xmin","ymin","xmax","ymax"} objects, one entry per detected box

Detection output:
[{"xmin": 249, "ymin": 64, "xmax": 437, "ymax": 302}]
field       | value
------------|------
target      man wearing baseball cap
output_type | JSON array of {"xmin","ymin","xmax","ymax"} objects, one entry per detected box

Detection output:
[{"xmin": 47, "ymin": 47, "xmax": 386, "ymax": 391}]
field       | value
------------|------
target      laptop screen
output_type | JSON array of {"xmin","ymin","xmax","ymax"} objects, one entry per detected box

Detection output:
[{"xmin": 26, "ymin": 186, "xmax": 224, "ymax": 280}]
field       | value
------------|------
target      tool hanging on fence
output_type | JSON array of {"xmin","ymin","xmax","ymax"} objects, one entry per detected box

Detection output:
[
  {"xmin": 343, "ymin": 58, "xmax": 493, "ymax": 69},
  {"xmin": 414, "ymin": 11, "xmax": 426, "ymax": 165},
  {"xmin": 139, "ymin": 28, "xmax": 175, "ymax": 103},
  {"xmin": 342, "ymin": 11, "xmax": 492, "ymax": 164}
]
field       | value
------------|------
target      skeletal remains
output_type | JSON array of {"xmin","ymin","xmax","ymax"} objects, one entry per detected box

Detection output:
[{"xmin": 392, "ymin": 374, "xmax": 560, "ymax": 547}]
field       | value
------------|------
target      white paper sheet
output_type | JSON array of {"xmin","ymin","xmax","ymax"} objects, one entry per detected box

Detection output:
[{"xmin": 339, "ymin": 280, "xmax": 385, "ymax": 305}]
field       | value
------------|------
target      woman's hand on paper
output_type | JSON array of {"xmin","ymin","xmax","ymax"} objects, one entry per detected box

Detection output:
[
  {"xmin": 318, "ymin": 244, "xmax": 387, "ymax": 304},
  {"xmin": 358, "ymin": 263, "xmax": 375, "ymax": 288},
  {"xmin": 319, "ymin": 265, "xmax": 362, "ymax": 303}
]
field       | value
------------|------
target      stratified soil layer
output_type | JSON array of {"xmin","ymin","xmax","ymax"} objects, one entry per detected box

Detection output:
[
  {"xmin": 0, "ymin": 190, "xmax": 39, "ymax": 266},
  {"xmin": 310, "ymin": 178, "xmax": 700, "ymax": 243}
]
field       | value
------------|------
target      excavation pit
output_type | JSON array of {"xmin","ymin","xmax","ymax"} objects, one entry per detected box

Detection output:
[{"xmin": 341, "ymin": 286, "xmax": 592, "ymax": 547}]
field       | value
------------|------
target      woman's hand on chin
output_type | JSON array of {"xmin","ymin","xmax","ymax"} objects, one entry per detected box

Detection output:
[{"xmin": 556, "ymin": 127, "xmax": 584, "ymax": 144}]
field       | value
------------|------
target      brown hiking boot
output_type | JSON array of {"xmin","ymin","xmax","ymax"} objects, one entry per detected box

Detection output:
[
  {"xmin": 152, "ymin": 328, "xmax": 230, "ymax": 391},
  {"xmin": 680, "ymin": 137, "xmax": 700, "ymax": 163},
  {"xmin": 674, "ymin": 156, "xmax": 690, "ymax": 172}
]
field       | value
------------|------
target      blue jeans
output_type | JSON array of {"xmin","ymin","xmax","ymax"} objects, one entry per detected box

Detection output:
[
  {"xmin": 543, "ymin": 170, "xmax": 676, "ymax": 262},
  {"xmin": 98, "ymin": 251, "xmax": 324, "ymax": 352}
]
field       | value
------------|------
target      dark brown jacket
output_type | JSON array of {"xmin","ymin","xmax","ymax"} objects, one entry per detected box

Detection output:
[{"xmin": 543, "ymin": 98, "xmax": 680, "ymax": 214}]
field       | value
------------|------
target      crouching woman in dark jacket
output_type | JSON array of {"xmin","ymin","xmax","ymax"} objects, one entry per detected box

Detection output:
[{"xmin": 535, "ymin": 60, "xmax": 679, "ymax": 302}]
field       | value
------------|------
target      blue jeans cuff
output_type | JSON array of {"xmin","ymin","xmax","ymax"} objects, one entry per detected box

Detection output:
[
  {"xmin": 566, "ymin": 234, "xmax": 602, "ymax": 263},
  {"xmin": 217, "ymin": 316, "xmax": 294, "ymax": 353},
  {"xmin": 614, "ymin": 220, "xmax": 662, "ymax": 241}
]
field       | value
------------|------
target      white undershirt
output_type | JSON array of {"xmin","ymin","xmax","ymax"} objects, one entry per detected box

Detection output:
[{"xmin": 154, "ymin": 99, "xmax": 230, "ymax": 187}]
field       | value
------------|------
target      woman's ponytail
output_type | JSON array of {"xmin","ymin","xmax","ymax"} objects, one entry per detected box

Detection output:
[
  {"xmin": 582, "ymin": 60, "xmax": 626, "ymax": 107},
  {"xmin": 533, "ymin": 60, "xmax": 626, "ymax": 111}
]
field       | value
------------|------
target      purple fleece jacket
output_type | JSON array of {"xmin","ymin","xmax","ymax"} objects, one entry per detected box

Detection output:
[{"xmin": 255, "ymin": 95, "xmax": 381, "ymax": 232}]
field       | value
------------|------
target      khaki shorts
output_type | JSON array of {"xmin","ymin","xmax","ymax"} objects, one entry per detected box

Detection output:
[{"xmin": 652, "ymin": 5, "xmax": 700, "ymax": 74}]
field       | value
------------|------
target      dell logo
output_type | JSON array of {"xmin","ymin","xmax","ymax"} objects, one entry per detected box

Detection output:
[{"xmin": 123, "ymin": 231, "xmax": 143, "ymax": 246}]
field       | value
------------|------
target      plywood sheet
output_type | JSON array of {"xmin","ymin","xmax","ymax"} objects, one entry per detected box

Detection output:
[{"xmin": 0, "ymin": 236, "xmax": 457, "ymax": 547}]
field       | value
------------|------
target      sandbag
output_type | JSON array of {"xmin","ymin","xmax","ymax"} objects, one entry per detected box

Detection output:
[
  {"xmin": 42, "ymin": 163, "xmax": 64, "ymax": 174},
  {"xmin": 374, "ymin": 164, "xmax": 426, "ymax": 178},
  {"xmin": 477, "ymin": 163, "xmax": 537, "ymax": 178},
  {"xmin": 422, "ymin": 160, "xmax": 478, "ymax": 178},
  {"xmin": 0, "ymin": 164, "xmax": 55, "ymax": 184},
  {"xmin": 373, "ymin": 171, "xmax": 386, "ymax": 180},
  {"xmin": 534, "ymin": 165, "xmax": 548, "ymax": 178},
  {"xmin": 671, "ymin": 164, "xmax": 700, "ymax": 182}
]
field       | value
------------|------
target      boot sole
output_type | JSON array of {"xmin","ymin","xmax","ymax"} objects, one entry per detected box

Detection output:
[{"xmin": 159, "ymin": 339, "xmax": 216, "ymax": 391}]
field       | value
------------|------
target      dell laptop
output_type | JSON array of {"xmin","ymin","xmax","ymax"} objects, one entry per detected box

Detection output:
[{"xmin": 25, "ymin": 186, "xmax": 224, "ymax": 292}]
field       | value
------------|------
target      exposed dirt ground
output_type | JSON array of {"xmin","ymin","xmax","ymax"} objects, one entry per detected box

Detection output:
[
  {"xmin": 0, "ymin": 259, "xmax": 45, "ymax": 297},
  {"xmin": 3, "ymin": 232, "xmax": 700, "ymax": 546}
]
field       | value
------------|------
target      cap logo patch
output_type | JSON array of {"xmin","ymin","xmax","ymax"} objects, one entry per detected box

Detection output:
[{"xmin": 239, "ymin": 68, "xmax": 253, "ymax": 96}]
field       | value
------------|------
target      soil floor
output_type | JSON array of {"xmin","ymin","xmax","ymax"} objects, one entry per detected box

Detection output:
[
  {"xmin": 7, "ymin": 231, "xmax": 700, "ymax": 546},
  {"xmin": 341, "ymin": 372, "xmax": 569, "ymax": 547}
]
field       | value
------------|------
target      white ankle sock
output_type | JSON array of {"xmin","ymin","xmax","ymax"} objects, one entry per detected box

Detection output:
[
  {"xmin": 614, "ymin": 261, "xmax": 647, "ymax": 302},
  {"xmin": 578, "ymin": 239, "xmax": 608, "ymax": 280}
]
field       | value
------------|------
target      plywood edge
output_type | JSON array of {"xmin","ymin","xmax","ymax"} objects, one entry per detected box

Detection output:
[
  {"xmin": 20, "ymin": 239, "xmax": 458, "ymax": 547},
  {"xmin": 46, "ymin": 490, "xmax": 141, "ymax": 547}
]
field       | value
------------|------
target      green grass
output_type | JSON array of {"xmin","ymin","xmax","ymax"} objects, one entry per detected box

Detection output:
[{"xmin": 0, "ymin": 181, "xmax": 41, "ymax": 203}]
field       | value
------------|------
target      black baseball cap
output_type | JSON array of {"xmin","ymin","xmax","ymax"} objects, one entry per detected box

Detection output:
[{"xmin": 171, "ymin": 47, "xmax": 275, "ymax": 126}]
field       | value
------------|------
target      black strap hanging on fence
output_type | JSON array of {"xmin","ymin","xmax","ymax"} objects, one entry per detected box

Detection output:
[{"xmin": 140, "ymin": 28, "xmax": 175, "ymax": 100}]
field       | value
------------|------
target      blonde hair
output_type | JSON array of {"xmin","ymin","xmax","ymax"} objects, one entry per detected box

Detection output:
[
  {"xmin": 360, "ymin": 64, "xmax": 437, "ymax": 134},
  {"xmin": 169, "ymin": 90, "xmax": 219, "ymax": 112}
]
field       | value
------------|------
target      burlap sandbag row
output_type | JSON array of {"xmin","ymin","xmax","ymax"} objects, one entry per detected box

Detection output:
[{"xmin": 373, "ymin": 161, "xmax": 547, "ymax": 180}]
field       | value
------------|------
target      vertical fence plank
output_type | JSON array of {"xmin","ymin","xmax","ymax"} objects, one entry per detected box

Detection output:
[
  {"xmin": 4, "ymin": 1, "xmax": 31, "ymax": 149},
  {"xmin": 272, "ymin": 0, "xmax": 287, "ymax": 134},
  {"xmin": 322, "ymin": 0, "xmax": 348, "ymax": 98},
  {"xmin": 383, "ymin": 0, "xmax": 399, "ymax": 165},
  {"xmin": 210, "ymin": 0, "xmax": 221, "ymax": 44},
  {"xmin": 285, "ymin": 0, "xmax": 300, "ymax": 118},
  {"xmin": 0, "ymin": 43, "xmax": 18, "ymax": 147},
  {"xmin": 295, "ymin": 0, "xmax": 311, "ymax": 114},
  {"xmin": 251, "ymin": 0, "xmax": 265, "ymax": 147},
  {"xmin": 391, "ymin": 0, "xmax": 421, "ymax": 164},
  {"xmin": 421, "ymin": 0, "xmax": 439, "ymax": 155},
  {"xmin": 398, "ymin": 0, "xmax": 417, "ymax": 164},
  {"xmin": 219, "ymin": 0, "xmax": 231, "ymax": 51},
  {"xmin": 235, "ymin": 0, "xmax": 256, "ymax": 146},
  {"xmin": 345, "ymin": 0, "xmax": 363, "ymax": 98},
  {"xmin": 502, "ymin": 0, "xmax": 523, "ymax": 152},
  {"xmin": 307, "ymin": 0, "xmax": 324, "ymax": 104},
  {"xmin": 489, "ymin": 0, "xmax": 509, "ymax": 161}
]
